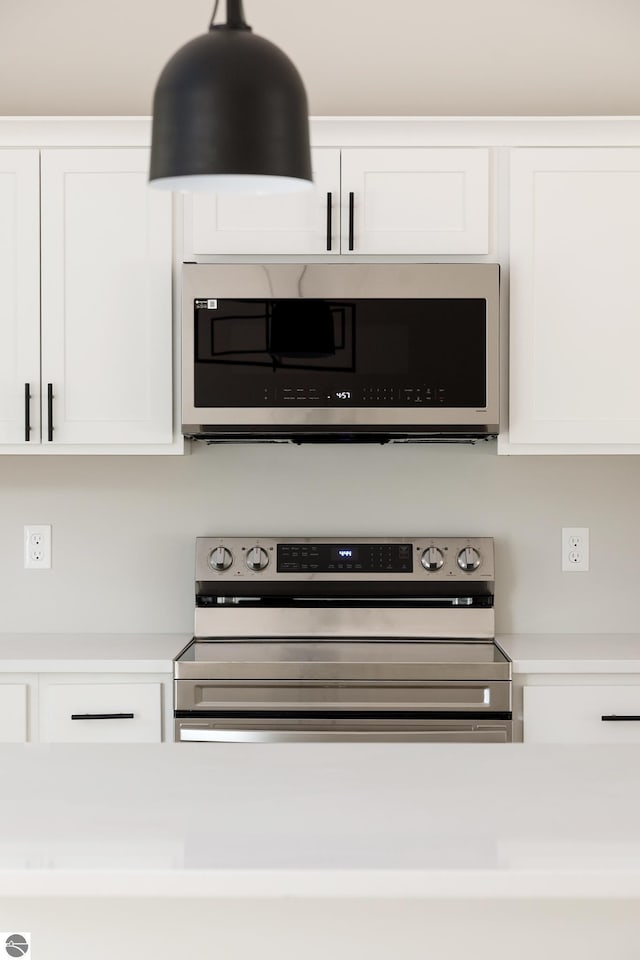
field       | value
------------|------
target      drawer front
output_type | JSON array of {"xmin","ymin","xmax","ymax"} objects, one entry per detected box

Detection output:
[
  {"xmin": 524, "ymin": 684, "xmax": 640, "ymax": 743},
  {"xmin": 40, "ymin": 682, "xmax": 162, "ymax": 743},
  {"xmin": 0, "ymin": 684, "xmax": 28, "ymax": 742}
]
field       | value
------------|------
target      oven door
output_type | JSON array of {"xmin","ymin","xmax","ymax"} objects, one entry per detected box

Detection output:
[
  {"xmin": 174, "ymin": 676, "xmax": 512, "ymax": 743},
  {"xmin": 175, "ymin": 718, "xmax": 512, "ymax": 743}
]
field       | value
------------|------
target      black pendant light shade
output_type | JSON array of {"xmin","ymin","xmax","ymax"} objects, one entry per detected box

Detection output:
[{"xmin": 149, "ymin": 1, "xmax": 312, "ymax": 194}]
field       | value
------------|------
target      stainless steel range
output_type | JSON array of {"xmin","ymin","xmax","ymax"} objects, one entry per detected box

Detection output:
[{"xmin": 174, "ymin": 536, "xmax": 512, "ymax": 742}]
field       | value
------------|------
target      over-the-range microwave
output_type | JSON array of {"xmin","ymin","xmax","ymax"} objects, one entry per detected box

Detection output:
[{"xmin": 181, "ymin": 262, "xmax": 500, "ymax": 444}]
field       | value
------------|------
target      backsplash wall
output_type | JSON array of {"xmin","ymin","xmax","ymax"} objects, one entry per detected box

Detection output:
[{"xmin": 1, "ymin": 443, "xmax": 639, "ymax": 634}]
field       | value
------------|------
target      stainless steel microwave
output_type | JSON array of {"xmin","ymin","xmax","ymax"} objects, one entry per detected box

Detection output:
[{"xmin": 181, "ymin": 262, "xmax": 500, "ymax": 443}]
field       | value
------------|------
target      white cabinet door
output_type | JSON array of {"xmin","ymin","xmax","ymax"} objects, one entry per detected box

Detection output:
[
  {"xmin": 40, "ymin": 149, "xmax": 173, "ymax": 445},
  {"xmin": 0, "ymin": 150, "xmax": 40, "ymax": 445},
  {"xmin": 340, "ymin": 148, "xmax": 490, "ymax": 254},
  {"xmin": 0, "ymin": 683, "xmax": 29, "ymax": 742},
  {"xmin": 40, "ymin": 681, "xmax": 162, "ymax": 743},
  {"xmin": 509, "ymin": 148, "xmax": 640, "ymax": 447},
  {"xmin": 183, "ymin": 148, "xmax": 340, "ymax": 256},
  {"xmin": 523, "ymin": 684, "xmax": 640, "ymax": 743}
]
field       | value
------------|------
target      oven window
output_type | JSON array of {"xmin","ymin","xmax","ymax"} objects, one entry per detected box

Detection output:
[{"xmin": 193, "ymin": 298, "xmax": 486, "ymax": 408}]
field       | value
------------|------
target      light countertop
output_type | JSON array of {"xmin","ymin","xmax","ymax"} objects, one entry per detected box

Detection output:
[
  {"xmin": 497, "ymin": 634, "xmax": 640, "ymax": 673},
  {"xmin": 0, "ymin": 633, "xmax": 189, "ymax": 672},
  {"xmin": 1, "ymin": 742, "xmax": 640, "ymax": 899},
  {"xmin": 1, "ymin": 633, "xmax": 640, "ymax": 675}
]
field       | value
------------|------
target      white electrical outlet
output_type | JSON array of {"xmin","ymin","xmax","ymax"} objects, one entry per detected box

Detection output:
[
  {"xmin": 24, "ymin": 524, "xmax": 52, "ymax": 569},
  {"xmin": 562, "ymin": 527, "xmax": 589, "ymax": 572}
]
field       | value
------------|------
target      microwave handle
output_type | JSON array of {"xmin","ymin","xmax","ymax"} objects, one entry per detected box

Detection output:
[{"xmin": 326, "ymin": 192, "xmax": 332, "ymax": 251}]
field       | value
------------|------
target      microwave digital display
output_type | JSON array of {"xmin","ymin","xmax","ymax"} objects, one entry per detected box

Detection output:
[{"xmin": 192, "ymin": 297, "xmax": 487, "ymax": 409}]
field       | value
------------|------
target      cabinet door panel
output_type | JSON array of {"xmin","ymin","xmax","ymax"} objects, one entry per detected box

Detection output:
[
  {"xmin": 524, "ymin": 684, "xmax": 640, "ymax": 743},
  {"xmin": 0, "ymin": 151, "xmax": 40, "ymax": 445},
  {"xmin": 183, "ymin": 148, "xmax": 340, "ymax": 256},
  {"xmin": 0, "ymin": 684, "xmax": 28, "ymax": 742},
  {"xmin": 510, "ymin": 148, "xmax": 640, "ymax": 445},
  {"xmin": 40, "ymin": 149, "xmax": 172, "ymax": 444},
  {"xmin": 341, "ymin": 148, "xmax": 489, "ymax": 254}
]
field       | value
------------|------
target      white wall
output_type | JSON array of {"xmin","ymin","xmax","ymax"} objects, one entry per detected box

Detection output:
[
  {"xmin": 1, "ymin": 0, "xmax": 639, "ymax": 635},
  {"xmin": 1, "ymin": 0, "xmax": 639, "ymax": 117},
  {"xmin": 2, "ymin": 444, "xmax": 640, "ymax": 634}
]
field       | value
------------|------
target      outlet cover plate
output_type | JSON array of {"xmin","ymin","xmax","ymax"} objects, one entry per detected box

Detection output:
[
  {"xmin": 24, "ymin": 524, "xmax": 51, "ymax": 569},
  {"xmin": 562, "ymin": 527, "xmax": 589, "ymax": 572}
]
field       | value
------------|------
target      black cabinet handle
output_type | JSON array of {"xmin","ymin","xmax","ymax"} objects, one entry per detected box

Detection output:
[
  {"xmin": 601, "ymin": 714, "xmax": 640, "ymax": 721},
  {"xmin": 24, "ymin": 383, "xmax": 31, "ymax": 442},
  {"xmin": 47, "ymin": 383, "xmax": 54, "ymax": 442},
  {"xmin": 326, "ymin": 192, "xmax": 332, "ymax": 251},
  {"xmin": 348, "ymin": 191, "xmax": 355, "ymax": 251},
  {"xmin": 71, "ymin": 713, "xmax": 135, "ymax": 720}
]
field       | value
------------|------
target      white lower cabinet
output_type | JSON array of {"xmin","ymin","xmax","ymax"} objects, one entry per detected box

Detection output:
[
  {"xmin": 523, "ymin": 684, "xmax": 640, "ymax": 743},
  {"xmin": 39, "ymin": 679, "xmax": 163, "ymax": 743},
  {"xmin": 0, "ymin": 679, "xmax": 33, "ymax": 742}
]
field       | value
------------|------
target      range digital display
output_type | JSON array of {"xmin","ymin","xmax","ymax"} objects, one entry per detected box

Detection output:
[
  {"xmin": 333, "ymin": 547, "xmax": 358, "ymax": 561},
  {"xmin": 277, "ymin": 543, "xmax": 412, "ymax": 574}
]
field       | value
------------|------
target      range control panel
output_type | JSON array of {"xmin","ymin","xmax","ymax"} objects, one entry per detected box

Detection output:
[
  {"xmin": 278, "ymin": 542, "xmax": 412, "ymax": 573},
  {"xmin": 195, "ymin": 537, "xmax": 495, "ymax": 582}
]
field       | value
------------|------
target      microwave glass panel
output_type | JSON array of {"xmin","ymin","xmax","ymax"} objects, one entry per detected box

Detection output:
[{"xmin": 193, "ymin": 298, "xmax": 487, "ymax": 408}]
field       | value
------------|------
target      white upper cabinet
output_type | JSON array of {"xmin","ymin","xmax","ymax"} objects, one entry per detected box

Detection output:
[
  {"xmin": 506, "ymin": 147, "xmax": 640, "ymax": 451},
  {"xmin": 0, "ymin": 138, "xmax": 176, "ymax": 453},
  {"xmin": 0, "ymin": 150, "xmax": 40, "ymax": 445},
  {"xmin": 340, "ymin": 148, "xmax": 489, "ymax": 254},
  {"xmin": 184, "ymin": 148, "xmax": 340, "ymax": 257},
  {"xmin": 40, "ymin": 149, "xmax": 173, "ymax": 446},
  {"xmin": 183, "ymin": 145, "xmax": 490, "ymax": 257}
]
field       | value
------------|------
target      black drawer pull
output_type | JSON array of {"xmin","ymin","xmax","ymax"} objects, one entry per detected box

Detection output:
[
  {"xmin": 24, "ymin": 383, "xmax": 31, "ymax": 442},
  {"xmin": 47, "ymin": 383, "xmax": 54, "ymax": 442},
  {"xmin": 348, "ymin": 191, "xmax": 355, "ymax": 250},
  {"xmin": 326, "ymin": 192, "xmax": 332, "ymax": 250},
  {"xmin": 71, "ymin": 713, "xmax": 135, "ymax": 720},
  {"xmin": 601, "ymin": 714, "xmax": 640, "ymax": 722}
]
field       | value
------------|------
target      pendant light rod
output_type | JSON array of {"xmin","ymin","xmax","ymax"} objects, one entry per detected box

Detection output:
[{"xmin": 210, "ymin": 0, "xmax": 251, "ymax": 31}]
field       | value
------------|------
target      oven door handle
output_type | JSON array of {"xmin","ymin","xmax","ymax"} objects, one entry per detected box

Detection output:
[{"xmin": 178, "ymin": 727, "xmax": 507, "ymax": 743}]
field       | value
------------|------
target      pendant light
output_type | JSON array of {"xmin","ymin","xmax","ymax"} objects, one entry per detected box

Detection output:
[{"xmin": 149, "ymin": 0, "xmax": 312, "ymax": 194}]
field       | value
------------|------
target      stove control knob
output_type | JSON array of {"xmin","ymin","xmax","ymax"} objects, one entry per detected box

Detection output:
[
  {"xmin": 421, "ymin": 546, "xmax": 444, "ymax": 572},
  {"xmin": 246, "ymin": 546, "xmax": 269, "ymax": 572},
  {"xmin": 208, "ymin": 546, "xmax": 233, "ymax": 571},
  {"xmin": 457, "ymin": 546, "xmax": 481, "ymax": 572}
]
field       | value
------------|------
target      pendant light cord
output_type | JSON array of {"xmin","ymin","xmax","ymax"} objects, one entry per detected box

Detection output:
[{"xmin": 209, "ymin": 0, "xmax": 250, "ymax": 30}]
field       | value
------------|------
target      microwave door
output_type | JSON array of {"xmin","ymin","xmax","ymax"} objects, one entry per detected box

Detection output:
[{"xmin": 181, "ymin": 263, "xmax": 499, "ymax": 441}]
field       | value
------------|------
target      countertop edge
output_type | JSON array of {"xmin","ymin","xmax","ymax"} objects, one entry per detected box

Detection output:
[
  {"xmin": 0, "ymin": 868, "xmax": 638, "ymax": 900},
  {"xmin": 1, "ymin": 634, "xmax": 640, "ymax": 676}
]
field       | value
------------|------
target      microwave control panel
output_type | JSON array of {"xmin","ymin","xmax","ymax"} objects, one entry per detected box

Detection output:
[{"xmin": 259, "ymin": 385, "xmax": 449, "ymax": 406}]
